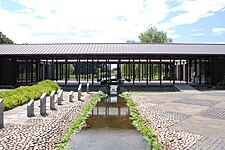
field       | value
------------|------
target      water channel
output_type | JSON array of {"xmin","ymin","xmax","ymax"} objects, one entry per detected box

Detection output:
[{"xmin": 69, "ymin": 96, "xmax": 149, "ymax": 150}]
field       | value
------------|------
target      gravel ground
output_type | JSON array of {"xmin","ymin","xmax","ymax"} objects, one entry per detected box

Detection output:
[
  {"xmin": 0, "ymin": 91, "xmax": 96, "ymax": 150},
  {"xmin": 130, "ymin": 93, "xmax": 202, "ymax": 150}
]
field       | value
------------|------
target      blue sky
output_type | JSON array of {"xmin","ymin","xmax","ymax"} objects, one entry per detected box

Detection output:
[{"xmin": 0, "ymin": 0, "xmax": 225, "ymax": 43}]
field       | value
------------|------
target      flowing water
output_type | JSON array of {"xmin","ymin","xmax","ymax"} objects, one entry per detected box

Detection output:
[{"xmin": 69, "ymin": 96, "xmax": 149, "ymax": 150}]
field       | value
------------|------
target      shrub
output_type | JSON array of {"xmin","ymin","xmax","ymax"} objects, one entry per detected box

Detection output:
[{"xmin": 0, "ymin": 80, "xmax": 60, "ymax": 111}]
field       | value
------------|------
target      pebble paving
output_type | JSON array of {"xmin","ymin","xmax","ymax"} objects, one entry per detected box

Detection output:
[
  {"xmin": 158, "ymin": 111, "xmax": 191, "ymax": 121},
  {"xmin": 130, "ymin": 94, "xmax": 202, "ymax": 150},
  {"xmin": 176, "ymin": 99, "xmax": 221, "ymax": 107},
  {"xmin": 0, "ymin": 92, "xmax": 96, "ymax": 149},
  {"xmin": 199, "ymin": 107, "xmax": 225, "ymax": 120}
]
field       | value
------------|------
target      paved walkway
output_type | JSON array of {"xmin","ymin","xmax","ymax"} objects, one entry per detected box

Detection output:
[
  {"xmin": 0, "ymin": 91, "xmax": 96, "ymax": 149},
  {"xmin": 130, "ymin": 89, "xmax": 225, "ymax": 149},
  {"xmin": 174, "ymin": 83, "xmax": 200, "ymax": 93}
]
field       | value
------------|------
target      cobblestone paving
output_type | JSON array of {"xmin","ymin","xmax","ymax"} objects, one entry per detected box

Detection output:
[
  {"xmin": 190, "ymin": 137, "xmax": 225, "ymax": 150},
  {"xmin": 199, "ymin": 107, "xmax": 225, "ymax": 120},
  {"xmin": 176, "ymin": 99, "xmax": 221, "ymax": 107},
  {"xmin": 158, "ymin": 111, "xmax": 191, "ymax": 121},
  {"xmin": 0, "ymin": 92, "xmax": 96, "ymax": 150}
]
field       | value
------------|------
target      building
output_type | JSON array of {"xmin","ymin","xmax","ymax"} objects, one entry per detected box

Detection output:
[{"xmin": 0, "ymin": 43, "xmax": 225, "ymax": 87}]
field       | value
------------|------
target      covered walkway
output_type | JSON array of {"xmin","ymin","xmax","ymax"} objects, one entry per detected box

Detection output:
[{"xmin": 1, "ymin": 43, "xmax": 225, "ymax": 87}]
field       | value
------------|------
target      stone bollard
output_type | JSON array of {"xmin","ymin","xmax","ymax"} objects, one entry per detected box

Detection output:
[
  {"xmin": 57, "ymin": 89, "xmax": 61, "ymax": 95},
  {"xmin": 27, "ymin": 99, "xmax": 34, "ymax": 117},
  {"xmin": 57, "ymin": 90, "xmax": 62, "ymax": 105},
  {"xmin": 87, "ymin": 82, "xmax": 90, "ymax": 94},
  {"xmin": 50, "ymin": 91, "xmax": 55, "ymax": 110},
  {"xmin": 40, "ymin": 93, "xmax": 47, "ymax": 115},
  {"xmin": 0, "ymin": 99, "xmax": 3, "ymax": 128},
  {"xmin": 78, "ymin": 84, "xmax": 82, "ymax": 101},
  {"xmin": 61, "ymin": 89, "xmax": 64, "ymax": 100},
  {"xmin": 69, "ymin": 91, "xmax": 74, "ymax": 102}
]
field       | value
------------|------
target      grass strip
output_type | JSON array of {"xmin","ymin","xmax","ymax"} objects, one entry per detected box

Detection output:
[
  {"xmin": 57, "ymin": 94, "xmax": 107, "ymax": 150},
  {"xmin": 0, "ymin": 80, "xmax": 60, "ymax": 111},
  {"xmin": 120, "ymin": 94, "xmax": 162, "ymax": 150}
]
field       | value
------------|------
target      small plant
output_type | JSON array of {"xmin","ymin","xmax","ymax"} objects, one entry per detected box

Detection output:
[
  {"xmin": 120, "ymin": 94, "xmax": 162, "ymax": 150},
  {"xmin": 0, "ymin": 80, "xmax": 60, "ymax": 111},
  {"xmin": 57, "ymin": 94, "xmax": 107, "ymax": 150}
]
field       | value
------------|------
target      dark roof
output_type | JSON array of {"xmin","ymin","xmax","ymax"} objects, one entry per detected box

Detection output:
[{"xmin": 0, "ymin": 43, "xmax": 225, "ymax": 56}]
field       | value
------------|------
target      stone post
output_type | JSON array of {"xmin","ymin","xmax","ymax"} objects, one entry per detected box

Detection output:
[
  {"xmin": 61, "ymin": 89, "xmax": 63, "ymax": 100},
  {"xmin": 87, "ymin": 82, "xmax": 89, "ymax": 94},
  {"xmin": 78, "ymin": 84, "xmax": 82, "ymax": 101},
  {"xmin": 0, "ymin": 99, "xmax": 3, "ymax": 128},
  {"xmin": 69, "ymin": 91, "xmax": 74, "ymax": 102},
  {"xmin": 27, "ymin": 99, "xmax": 34, "ymax": 117},
  {"xmin": 57, "ymin": 90, "xmax": 62, "ymax": 105},
  {"xmin": 50, "ymin": 91, "xmax": 55, "ymax": 110},
  {"xmin": 57, "ymin": 89, "xmax": 61, "ymax": 95},
  {"xmin": 40, "ymin": 93, "xmax": 47, "ymax": 115}
]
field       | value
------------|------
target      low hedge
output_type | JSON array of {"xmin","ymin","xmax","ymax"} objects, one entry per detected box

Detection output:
[{"xmin": 0, "ymin": 80, "xmax": 60, "ymax": 111}]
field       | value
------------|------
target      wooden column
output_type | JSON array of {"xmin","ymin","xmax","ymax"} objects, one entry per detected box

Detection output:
[
  {"xmin": 25, "ymin": 59, "xmax": 28, "ymax": 85},
  {"xmin": 51, "ymin": 59, "xmax": 54, "ymax": 80},
  {"xmin": 78, "ymin": 58, "xmax": 80, "ymax": 85},
  {"xmin": 170, "ymin": 59, "xmax": 172, "ymax": 82},
  {"xmin": 149, "ymin": 59, "xmax": 152, "ymax": 82},
  {"xmin": 139, "ymin": 59, "xmax": 140, "ymax": 82},
  {"xmin": 186, "ymin": 59, "xmax": 188, "ymax": 85},
  {"xmin": 142, "ymin": 62, "xmax": 144, "ymax": 80},
  {"xmin": 65, "ymin": 58, "xmax": 68, "ymax": 85},
  {"xmin": 146, "ymin": 59, "xmax": 148, "ymax": 85},
  {"xmin": 87, "ymin": 59, "xmax": 89, "ymax": 82},
  {"xmin": 133, "ymin": 58, "xmax": 135, "ymax": 85},
  {"xmin": 128, "ymin": 58, "xmax": 131, "ymax": 80},
  {"xmin": 92, "ymin": 58, "xmax": 94, "ymax": 85},
  {"xmin": 56, "ymin": 59, "xmax": 58, "ymax": 81},
  {"xmin": 31, "ymin": 59, "xmax": 33, "ymax": 82},
  {"xmin": 106, "ymin": 58, "xmax": 108, "ymax": 83},
  {"xmin": 159, "ymin": 59, "xmax": 162, "ymax": 85},
  {"xmin": 173, "ymin": 59, "xmax": 175, "ymax": 85},
  {"xmin": 180, "ymin": 59, "xmax": 182, "ymax": 82},
  {"xmin": 199, "ymin": 59, "xmax": 202, "ymax": 85}
]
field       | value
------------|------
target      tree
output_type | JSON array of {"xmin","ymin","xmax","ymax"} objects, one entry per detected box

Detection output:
[
  {"xmin": 138, "ymin": 25, "xmax": 172, "ymax": 43},
  {"xmin": 0, "ymin": 32, "xmax": 14, "ymax": 44}
]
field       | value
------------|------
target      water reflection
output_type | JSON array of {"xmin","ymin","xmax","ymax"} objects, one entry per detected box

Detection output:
[
  {"xmin": 69, "ymin": 96, "xmax": 150, "ymax": 150},
  {"xmin": 88, "ymin": 96, "xmax": 134, "ymax": 129}
]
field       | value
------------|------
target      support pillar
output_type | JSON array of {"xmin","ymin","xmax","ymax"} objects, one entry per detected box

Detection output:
[
  {"xmin": 176, "ymin": 61, "xmax": 179, "ymax": 81},
  {"xmin": 65, "ymin": 58, "xmax": 68, "ymax": 85},
  {"xmin": 159, "ymin": 59, "xmax": 162, "ymax": 85},
  {"xmin": 146, "ymin": 59, "xmax": 148, "ymax": 85},
  {"xmin": 183, "ymin": 61, "xmax": 186, "ymax": 82},
  {"xmin": 173, "ymin": 59, "xmax": 176, "ymax": 85},
  {"xmin": 133, "ymin": 58, "xmax": 135, "ymax": 85}
]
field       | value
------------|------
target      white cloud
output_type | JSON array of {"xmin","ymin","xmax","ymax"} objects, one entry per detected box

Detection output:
[
  {"xmin": 190, "ymin": 33, "xmax": 204, "ymax": 36},
  {"xmin": 170, "ymin": 0, "xmax": 225, "ymax": 26},
  {"xmin": 0, "ymin": 0, "xmax": 171, "ymax": 43},
  {"xmin": 0, "ymin": 0, "xmax": 224, "ymax": 43},
  {"xmin": 212, "ymin": 28, "xmax": 225, "ymax": 35},
  {"xmin": 165, "ymin": 30, "xmax": 180, "ymax": 39},
  {"xmin": 191, "ymin": 28, "xmax": 203, "ymax": 32}
]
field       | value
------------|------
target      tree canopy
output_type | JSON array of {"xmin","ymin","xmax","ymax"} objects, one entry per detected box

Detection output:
[
  {"xmin": 138, "ymin": 25, "xmax": 172, "ymax": 43},
  {"xmin": 0, "ymin": 32, "xmax": 14, "ymax": 44}
]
